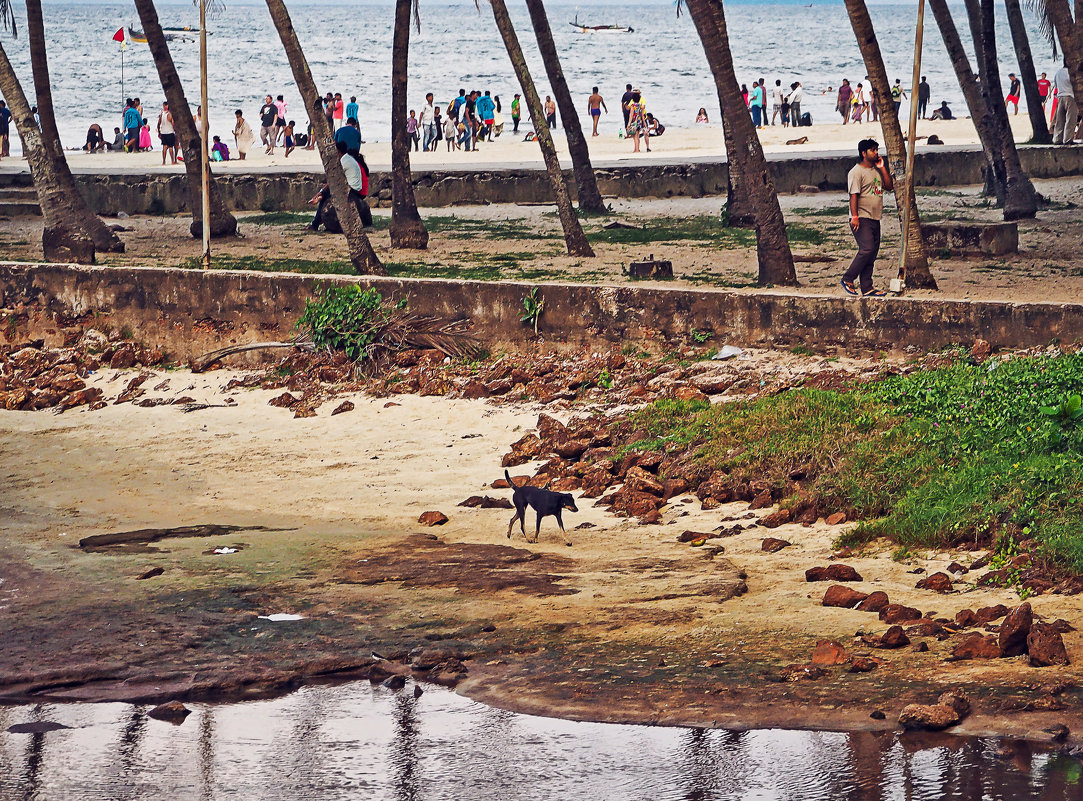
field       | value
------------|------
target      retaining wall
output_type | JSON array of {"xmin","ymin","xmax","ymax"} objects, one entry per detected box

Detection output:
[
  {"xmin": 2, "ymin": 262, "xmax": 1081, "ymax": 364},
  {"xmin": 2, "ymin": 145, "xmax": 1078, "ymax": 215}
]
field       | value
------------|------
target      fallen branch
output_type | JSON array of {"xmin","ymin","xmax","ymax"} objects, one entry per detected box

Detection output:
[{"xmin": 190, "ymin": 340, "xmax": 314, "ymax": 373}]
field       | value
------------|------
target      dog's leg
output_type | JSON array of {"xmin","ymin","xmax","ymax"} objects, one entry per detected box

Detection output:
[
  {"xmin": 532, "ymin": 511, "xmax": 542, "ymax": 543},
  {"xmin": 555, "ymin": 511, "xmax": 571, "ymax": 547},
  {"xmin": 507, "ymin": 511, "xmax": 520, "ymax": 539}
]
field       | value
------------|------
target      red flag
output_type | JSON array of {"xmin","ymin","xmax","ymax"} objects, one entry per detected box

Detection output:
[{"xmin": 112, "ymin": 27, "xmax": 125, "ymax": 43}]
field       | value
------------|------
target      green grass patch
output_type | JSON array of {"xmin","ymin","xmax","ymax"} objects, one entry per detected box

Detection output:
[
  {"xmin": 243, "ymin": 211, "xmax": 314, "ymax": 226},
  {"xmin": 792, "ymin": 205, "xmax": 850, "ymax": 217},
  {"xmin": 785, "ymin": 223, "xmax": 827, "ymax": 245},
  {"xmin": 624, "ymin": 352, "xmax": 1083, "ymax": 570},
  {"xmin": 586, "ymin": 215, "xmax": 756, "ymax": 248},
  {"xmin": 178, "ymin": 255, "xmax": 354, "ymax": 274},
  {"xmin": 421, "ymin": 215, "xmax": 557, "ymax": 240}
]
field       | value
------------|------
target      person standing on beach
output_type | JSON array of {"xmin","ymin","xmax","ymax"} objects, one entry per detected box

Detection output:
[
  {"xmin": 345, "ymin": 96, "xmax": 359, "ymax": 127},
  {"xmin": 841, "ymin": 138, "xmax": 892, "ymax": 297},
  {"xmin": 837, "ymin": 79, "xmax": 852, "ymax": 124},
  {"xmin": 544, "ymin": 96, "xmax": 557, "ymax": 129},
  {"xmin": 332, "ymin": 93, "xmax": 344, "ymax": 130},
  {"xmin": 157, "ymin": 101, "xmax": 177, "ymax": 165},
  {"xmin": 891, "ymin": 79, "xmax": 906, "ymax": 115},
  {"xmin": 625, "ymin": 89, "xmax": 649, "ymax": 152},
  {"xmin": 274, "ymin": 95, "xmax": 288, "ymax": 144},
  {"xmin": 259, "ymin": 95, "xmax": 277, "ymax": 154},
  {"xmin": 851, "ymin": 83, "xmax": 865, "ymax": 124},
  {"xmin": 621, "ymin": 83, "xmax": 633, "ymax": 129},
  {"xmin": 1051, "ymin": 62, "xmax": 1077, "ymax": 144},
  {"xmin": 587, "ymin": 87, "xmax": 607, "ymax": 136},
  {"xmin": 917, "ymin": 76, "xmax": 930, "ymax": 119},
  {"xmin": 511, "ymin": 93, "xmax": 521, "ymax": 133},
  {"xmin": 420, "ymin": 93, "xmax": 437, "ymax": 151},
  {"xmin": 477, "ymin": 90, "xmax": 496, "ymax": 141},
  {"xmin": 233, "ymin": 109, "xmax": 255, "ymax": 160},
  {"xmin": 1005, "ymin": 73, "xmax": 1021, "ymax": 115},
  {"xmin": 788, "ymin": 82, "xmax": 804, "ymax": 127},
  {"xmin": 757, "ymin": 79, "xmax": 769, "ymax": 127},
  {"xmin": 748, "ymin": 80, "xmax": 762, "ymax": 128},
  {"xmin": 123, "ymin": 101, "xmax": 141, "ymax": 152},
  {"xmin": 772, "ymin": 80, "xmax": 785, "ymax": 126},
  {"xmin": 0, "ymin": 100, "xmax": 11, "ymax": 157},
  {"xmin": 1037, "ymin": 73, "xmax": 1051, "ymax": 110}
]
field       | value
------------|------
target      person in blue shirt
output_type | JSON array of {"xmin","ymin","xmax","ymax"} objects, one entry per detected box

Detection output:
[
  {"xmin": 345, "ymin": 96, "xmax": 359, "ymax": 126},
  {"xmin": 475, "ymin": 91, "xmax": 495, "ymax": 141},
  {"xmin": 334, "ymin": 118, "xmax": 362, "ymax": 153},
  {"xmin": 123, "ymin": 101, "xmax": 142, "ymax": 152}
]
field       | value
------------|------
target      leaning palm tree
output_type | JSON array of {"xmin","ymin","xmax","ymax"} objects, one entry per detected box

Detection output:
[
  {"xmin": 718, "ymin": 109, "xmax": 755, "ymax": 228},
  {"xmin": 1043, "ymin": 0, "xmax": 1083, "ymax": 98},
  {"xmin": 1004, "ymin": 0, "xmax": 1052, "ymax": 142},
  {"xmin": 488, "ymin": 0, "xmax": 594, "ymax": 257},
  {"xmin": 389, "ymin": 0, "xmax": 428, "ymax": 249},
  {"xmin": 968, "ymin": 0, "xmax": 1037, "ymax": 219},
  {"xmin": 0, "ymin": 8, "xmax": 93, "ymax": 262},
  {"xmin": 24, "ymin": 0, "xmax": 124, "ymax": 252},
  {"xmin": 843, "ymin": 0, "xmax": 937, "ymax": 289},
  {"xmin": 264, "ymin": 0, "xmax": 384, "ymax": 273},
  {"xmin": 682, "ymin": 0, "xmax": 797, "ymax": 287},
  {"xmin": 523, "ymin": 0, "xmax": 607, "ymax": 214},
  {"xmin": 133, "ymin": 0, "xmax": 237, "ymax": 238}
]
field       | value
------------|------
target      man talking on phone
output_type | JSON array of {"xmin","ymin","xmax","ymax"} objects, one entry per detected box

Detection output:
[{"xmin": 841, "ymin": 138, "xmax": 893, "ymax": 297}]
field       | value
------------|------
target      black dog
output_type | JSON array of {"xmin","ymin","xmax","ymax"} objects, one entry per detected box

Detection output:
[{"xmin": 505, "ymin": 469, "xmax": 578, "ymax": 546}]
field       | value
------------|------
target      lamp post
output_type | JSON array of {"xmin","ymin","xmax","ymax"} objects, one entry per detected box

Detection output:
[{"xmin": 199, "ymin": 0, "xmax": 211, "ymax": 269}]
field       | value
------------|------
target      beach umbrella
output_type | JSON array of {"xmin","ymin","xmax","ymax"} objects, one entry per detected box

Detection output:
[{"xmin": 895, "ymin": 0, "xmax": 925, "ymax": 293}]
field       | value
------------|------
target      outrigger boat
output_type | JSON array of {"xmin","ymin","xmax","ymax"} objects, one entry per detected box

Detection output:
[
  {"xmin": 569, "ymin": 14, "xmax": 633, "ymax": 33},
  {"xmin": 126, "ymin": 25, "xmax": 202, "ymax": 44}
]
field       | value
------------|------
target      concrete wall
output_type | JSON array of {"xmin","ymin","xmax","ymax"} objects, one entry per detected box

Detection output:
[
  {"xmin": 2, "ymin": 145, "xmax": 1077, "ymax": 215},
  {"xmin": 3, "ymin": 262, "xmax": 1081, "ymax": 364}
]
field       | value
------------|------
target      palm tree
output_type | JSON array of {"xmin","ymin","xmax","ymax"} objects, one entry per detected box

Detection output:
[
  {"xmin": 843, "ymin": 0, "xmax": 937, "ymax": 289},
  {"xmin": 719, "ymin": 109, "xmax": 755, "ymax": 228},
  {"xmin": 488, "ymin": 0, "xmax": 594, "ymax": 257},
  {"xmin": 930, "ymin": 0, "xmax": 1009, "ymax": 205},
  {"xmin": 24, "ymin": 0, "xmax": 124, "ymax": 252},
  {"xmin": 264, "ymin": 0, "xmax": 384, "ymax": 273},
  {"xmin": 389, "ymin": 0, "xmax": 428, "ymax": 249},
  {"xmin": 1004, "ymin": 0, "xmax": 1052, "ymax": 143},
  {"xmin": 0, "ymin": 8, "xmax": 93, "ymax": 262},
  {"xmin": 1043, "ymin": 0, "xmax": 1083, "ymax": 99},
  {"xmin": 969, "ymin": 0, "xmax": 1037, "ymax": 219},
  {"xmin": 523, "ymin": 0, "xmax": 607, "ymax": 214},
  {"xmin": 132, "ymin": 0, "xmax": 237, "ymax": 238},
  {"xmin": 682, "ymin": 0, "xmax": 797, "ymax": 286}
]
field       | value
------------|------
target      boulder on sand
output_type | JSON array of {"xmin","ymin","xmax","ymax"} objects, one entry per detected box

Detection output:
[{"xmin": 822, "ymin": 585, "xmax": 869, "ymax": 608}]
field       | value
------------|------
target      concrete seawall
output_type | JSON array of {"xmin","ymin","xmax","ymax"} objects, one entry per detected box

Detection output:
[
  {"xmin": 3, "ymin": 262, "xmax": 1081, "ymax": 363},
  {"xmin": 1, "ymin": 145, "xmax": 1079, "ymax": 215}
]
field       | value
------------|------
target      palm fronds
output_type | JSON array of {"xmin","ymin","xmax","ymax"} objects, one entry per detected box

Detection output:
[{"xmin": 1023, "ymin": 0, "xmax": 1059, "ymax": 58}]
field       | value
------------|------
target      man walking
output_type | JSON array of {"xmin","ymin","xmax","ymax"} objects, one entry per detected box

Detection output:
[
  {"xmin": 621, "ymin": 83, "xmax": 633, "ymax": 129},
  {"xmin": 511, "ymin": 93, "xmax": 521, "ymax": 133},
  {"xmin": 259, "ymin": 95, "xmax": 277, "ymax": 154},
  {"xmin": 917, "ymin": 76, "xmax": 930, "ymax": 118},
  {"xmin": 157, "ymin": 101, "xmax": 177, "ymax": 165},
  {"xmin": 1037, "ymin": 72, "xmax": 1051, "ymax": 109},
  {"xmin": 1005, "ymin": 73, "xmax": 1021, "ymax": 115},
  {"xmin": 420, "ymin": 92, "xmax": 437, "ymax": 151},
  {"xmin": 544, "ymin": 95, "xmax": 557, "ymax": 129},
  {"xmin": 587, "ymin": 87, "xmax": 607, "ymax": 136},
  {"xmin": 841, "ymin": 138, "xmax": 893, "ymax": 297},
  {"xmin": 891, "ymin": 79, "xmax": 906, "ymax": 115},
  {"xmin": 1052, "ymin": 62, "xmax": 1077, "ymax": 144}
]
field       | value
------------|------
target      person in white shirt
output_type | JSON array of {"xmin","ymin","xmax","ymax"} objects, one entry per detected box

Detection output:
[
  {"xmin": 420, "ymin": 93, "xmax": 437, "ymax": 152},
  {"xmin": 1052, "ymin": 63, "xmax": 1078, "ymax": 145},
  {"xmin": 788, "ymin": 82, "xmax": 804, "ymax": 127},
  {"xmin": 771, "ymin": 80, "xmax": 785, "ymax": 126}
]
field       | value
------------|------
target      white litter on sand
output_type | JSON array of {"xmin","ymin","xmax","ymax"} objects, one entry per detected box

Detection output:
[
  {"xmin": 258, "ymin": 613, "xmax": 305, "ymax": 622},
  {"xmin": 712, "ymin": 345, "xmax": 744, "ymax": 361},
  {"xmin": 212, "ymin": 547, "xmax": 239, "ymax": 554}
]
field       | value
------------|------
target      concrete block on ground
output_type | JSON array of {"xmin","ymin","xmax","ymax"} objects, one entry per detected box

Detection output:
[{"xmin": 922, "ymin": 221, "xmax": 1018, "ymax": 257}]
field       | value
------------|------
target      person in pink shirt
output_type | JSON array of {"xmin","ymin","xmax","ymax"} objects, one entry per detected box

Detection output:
[
  {"xmin": 274, "ymin": 94, "xmax": 288, "ymax": 144},
  {"xmin": 333, "ymin": 93, "xmax": 344, "ymax": 131}
]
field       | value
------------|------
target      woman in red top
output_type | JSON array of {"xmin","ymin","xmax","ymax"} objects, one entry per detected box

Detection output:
[{"xmin": 333, "ymin": 93, "xmax": 344, "ymax": 130}]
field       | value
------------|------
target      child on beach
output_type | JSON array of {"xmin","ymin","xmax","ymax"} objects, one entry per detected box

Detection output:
[
  {"xmin": 139, "ymin": 119, "xmax": 152, "ymax": 151},
  {"xmin": 444, "ymin": 115, "xmax": 458, "ymax": 151},
  {"xmin": 283, "ymin": 121, "xmax": 295, "ymax": 157}
]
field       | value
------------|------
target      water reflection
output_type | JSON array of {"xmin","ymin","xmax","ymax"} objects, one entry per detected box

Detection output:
[{"xmin": 1, "ymin": 682, "xmax": 1081, "ymax": 800}]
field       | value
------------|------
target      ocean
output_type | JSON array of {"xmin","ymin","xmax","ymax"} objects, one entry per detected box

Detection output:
[{"xmin": 0, "ymin": 1, "xmax": 1059, "ymax": 154}]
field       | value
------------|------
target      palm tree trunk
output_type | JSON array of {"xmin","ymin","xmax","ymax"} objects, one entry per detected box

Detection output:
[
  {"xmin": 719, "ymin": 109, "xmax": 755, "ymax": 227},
  {"xmin": 132, "ymin": 0, "xmax": 237, "ymax": 239},
  {"xmin": 843, "ymin": 0, "xmax": 936, "ymax": 288},
  {"xmin": 24, "ymin": 0, "xmax": 124, "ymax": 252},
  {"xmin": 389, "ymin": 0, "xmax": 428, "ymax": 249},
  {"xmin": 1005, "ymin": 0, "xmax": 1052, "ymax": 142},
  {"xmin": 929, "ymin": 0, "xmax": 1007, "ymax": 204},
  {"xmin": 0, "ymin": 41, "xmax": 93, "ymax": 263},
  {"xmin": 264, "ymin": 0, "xmax": 384, "ymax": 273},
  {"xmin": 1046, "ymin": 0, "xmax": 1083, "ymax": 100},
  {"xmin": 969, "ymin": 0, "xmax": 1037, "ymax": 219},
  {"xmin": 523, "ymin": 0, "xmax": 606, "ymax": 214},
  {"xmin": 489, "ymin": 0, "xmax": 594, "ymax": 257},
  {"xmin": 684, "ymin": 0, "xmax": 796, "ymax": 286}
]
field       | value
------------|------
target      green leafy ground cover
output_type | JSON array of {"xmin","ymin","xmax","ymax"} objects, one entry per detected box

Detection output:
[{"xmin": 624, "ymin": 351, "xmax": 1083, "ymax": 569}]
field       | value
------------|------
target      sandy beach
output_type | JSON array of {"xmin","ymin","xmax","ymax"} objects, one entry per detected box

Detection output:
[{"xmin": 37, "ymin": 114, "xmax": 1039, "ymax": 173}]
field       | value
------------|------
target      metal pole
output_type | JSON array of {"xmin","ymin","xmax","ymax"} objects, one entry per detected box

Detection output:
[
  {"xmin": 199, "ymin": 0, "xmax": 211, "ymax": 269},
  {"xmin": 898, "ymin": 0, "xmax": 925, "ymax": 284}
]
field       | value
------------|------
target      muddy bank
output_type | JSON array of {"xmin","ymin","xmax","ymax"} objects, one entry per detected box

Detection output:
[{"xmin": 2, "ymin": 350, "xmax": 1083, "ymax": 745}]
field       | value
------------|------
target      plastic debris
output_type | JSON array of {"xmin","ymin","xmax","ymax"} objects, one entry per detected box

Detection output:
[
  {"xmin": 712, "ymin": 345, "xmax": 744, "ymax": 361},
  {"xmin": 212, "ymin": 547, "xmax": 238, "ymax": 554},
  {"xmin": 258, "ymin": 613, "xmax": 304, "ymax": 622}
]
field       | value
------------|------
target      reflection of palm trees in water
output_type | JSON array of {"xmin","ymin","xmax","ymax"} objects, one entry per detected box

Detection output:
[
  {"xmin": 20, "ymin": 732, "xmax": 46, "ymax": 801},
  {"xmin": 389, "ymin": 693, "xmax": 421, "ymax": 801},
  {"xmin": 198, "ymin": 706, "xmax": 216, "ymax": 801}
]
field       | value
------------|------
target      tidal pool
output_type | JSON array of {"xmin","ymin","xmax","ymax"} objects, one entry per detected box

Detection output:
[{"xmin": 1, "ymin": 681, "xmax": 1080, "ymax": 800}]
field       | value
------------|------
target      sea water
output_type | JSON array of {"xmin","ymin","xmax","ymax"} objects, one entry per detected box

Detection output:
[{"xmin": 0, "ymin": 1, "xmax": 1057, "ymax": 153}]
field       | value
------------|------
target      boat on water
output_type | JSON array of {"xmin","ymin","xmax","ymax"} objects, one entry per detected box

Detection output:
[
  {"xmin": 569, "ymin": 15, "xmax": 633, "ymax": 33},
  {"xmin": 126, "ymin": 25, "xmax": 202, "ymax": 44}
]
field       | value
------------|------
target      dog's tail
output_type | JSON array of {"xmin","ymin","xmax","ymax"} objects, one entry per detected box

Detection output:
[{"xmin": 505, "ymin": 469, "xmax": 517, "ymax": 488}]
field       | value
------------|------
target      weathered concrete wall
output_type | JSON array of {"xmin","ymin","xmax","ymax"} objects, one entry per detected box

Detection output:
[
  {"xmin": 2, "ymin": 145, "xmax": 1076, "ymax": 215},
  {"xmin": 3, "ymin": 262, "xmax": 1081, "ymax": 365}
]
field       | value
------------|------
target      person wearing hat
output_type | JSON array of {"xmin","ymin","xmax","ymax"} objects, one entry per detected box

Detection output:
[{"xmin": 625, "ymin": 88, "xmax": 649, "ymax": 152}]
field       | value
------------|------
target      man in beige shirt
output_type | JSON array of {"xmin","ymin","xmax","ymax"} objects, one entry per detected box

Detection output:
[{"xmin": 842, "ymin": 138, "xmax": 893, "ymax": 297}]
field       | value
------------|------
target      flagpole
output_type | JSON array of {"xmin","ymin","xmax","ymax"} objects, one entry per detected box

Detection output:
[{"xmin": 200, "ymin": 0, "xmax": 211, "ymax": 268}]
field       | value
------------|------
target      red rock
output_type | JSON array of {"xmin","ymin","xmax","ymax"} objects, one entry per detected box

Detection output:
[
  {"xmin": 552, "ymin": 439, "xmax": 590, "ymax": 459},
  {"xmin": 1027, "ymin": 623, "xmax": 1070, "ymax": 667},
  {"xmin": 877, "ymin": 604, "xmax": 922, "ymax": 624},
  {"xmin": 461, "ymin": 380, "xmax": 490, "ymax": 399},
  {"xmin": 825, "ymin": 512, "xmax": 847, "ymax": 526},
  {"xmin": 822, "ymin": 585, "xmax": 869, "ymax": 608},
  {"xmin": 677, "ymin": 530, "xmax": 714, "ymax": 543},
  {"xmin": 916, "ymin": 572, "xmax": 954, "ymax": 593},
  {"xmin": 810, "ymin": 640, "xmax": 852, "ymax": 666},
  {"xmin": 905, "ymin": 619, "xmax": 954, "ymax": 639},
  {"xmin": 625, "ymin": 466, "xmax": 664, "ymax": 496},
  {"xmin": 549, "ymin": 477, "xmax": 581, "ymax": 492},
  {"xmin": 848, "ymin": 656, "xmax": 880, "ymax": 673},
  {"xmin": 661, "ymin": 477, "xmax": 689, "ymax": 500},
  {"xmin": 109, "ymin": 346, "xmax": 136, "ymax": 369},
  {"xmin": 748, "ymin": 489, "xmax": 773, "ymax": 510},
  {"xmin": 268, "ymin": 392, "xmax": 298, "ymax": 408},
  {"xmin": 638, "ymin": 508, "xmax": 663, "ymax": 525},
  {"xmin": 50, "ymin": 374, "xmax": 86, "ymax": 394},
  {"xmin": 0, "ymin": 388, "xmax": 33, "ymax": 410},
  {"xmin": 136, "ymin": 567, "xmax": 164, "ymax": 580},
  {"xmin": 878, "ymin": 625, "xmax": 911, "ymax": 649},
  {"xmin": 951, "ymin": 633, "xmax": 1003, "ymax": 660},
  {"xmin": 761, "ymin": 538, "xmax": 791, "ymax": 553},
  {"xmin": 148, "ymin": 701, "xmax": 191, "ymax": 723},
  {"xmin": 671, "ymin": 385, "xmax": 709, "ymax": 402},
  {"xmin": 492, "ymin": 475, "xmax": 529, "ymax": 490},
  {"xmin": 898, "ymin": 703, "xmax": 961, "ymax": 731},
  {"xmin": 536, "ymin": 413, "xmax": 568, "ymax": 440},
  {"xmin": 418, "ymin": 511, "xmax": 449, "ymax": 527},
  {"xmin": 856, "ymin": 591, "xmax": 890, "ymax": 613},
  {"xmin": 947, "ymin": 561, "xmax": 969, "ymax": 575},
  {"xmin": 970, "ymin": 339, "xmax": 992, "ymax": 362},
  {"xmin": 760, "ymin": 508, "xmax": 791, "ymax": 529},
  {"xmin": 999, "ymin": 603, "xmax": 1033, "ymax": 657},
  {"xmin": 700, "ymin": 497, "xmax": 721, "ymax": 510},
  {"xmin": 331, "ymin": 400, "xmax": 355, "ymax": 416},
  {"xmin": 806, "ymin": 564, "xmax": 863, "ymax": 582},
  {"xmin": 293, "ymin": 404, "xmax": 317, "ymax": 418},
  {"xmin": 59, "ymin": 387, "xmax": 103, "ymax": 410},
  {"xmin": 695, "ymin": 471, "xmax": 733, "ymax": 503},
  {"xmin": 939, "ymin": 691, "xmax": 971, "ymax": 717}
]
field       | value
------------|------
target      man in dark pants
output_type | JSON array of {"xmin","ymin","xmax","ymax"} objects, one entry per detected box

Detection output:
[
  {"xmin": 309, "ymin": 141, "xmax": 373, "ymax": 232},
  {"xmin": 842, "ymin": 138, "xmax": 893, "ymax": 297},
  {"xmin": 917, "ymin": 76, "xmax": 930, "ymax": 119}
]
